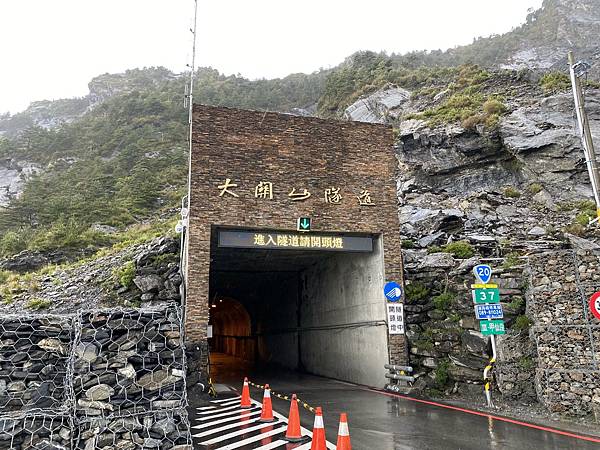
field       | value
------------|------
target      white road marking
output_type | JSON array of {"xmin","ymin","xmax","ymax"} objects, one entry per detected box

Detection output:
[
  {"xmin": 292, "ymin": 443, "xmax": 312, "ymax": 450},
  {"xmin": 196, "ymin": 407, "xmax": 259, "ymax": 421},
  {"xmin": 197, "ymin": 406, "xmax": 218, "ymax": 411},
  {"xmin": 192, "ymin": 416, "xmax": 261, "ymax": 438},
  {"xmin": 219, "ymin": 399, "xmax": 243, "ymax": 407},
  {"xmin": 197, "ymin": 403, "xmax": 240, "ymax": 415},
  {"xmin": 212, "ymin": 426, "xmax": 287, "ymax": 450},
  {"xmin": 200, "ymin": 421, "xmax": 283, "ymax": 445},
  {"xmin": 192, "ymin": 410, "xmax": 262, "ymax": 429},
  {"xmin": 253, "ymin": 440, "xmax": 288, "ymax": 450},
  {"xmin": 211, "ymin": 396, "xmax": 241, "ymax": 403}
]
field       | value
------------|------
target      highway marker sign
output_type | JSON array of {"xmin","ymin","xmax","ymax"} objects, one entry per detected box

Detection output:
[
  {"xmin": 474, "ymin": 304, "xmax": 504, "ymax": 320},
  {"xmin": 472, "ymin": 288, "xmax": 500, "ymax": 304},
  {"xmin": 590, "ymin": 292, "xmax": 600, "ymax": 320},
  {"xmin": 473, "ymin": 264, "xmax": 492, "ymax": 284},
  {"xmin": 480, "ymin": 320, "xmax": 506, "ymax": 336},
  {"xmin": 384, "ymin": 282, "xmax": 403, "ymax": 302}
]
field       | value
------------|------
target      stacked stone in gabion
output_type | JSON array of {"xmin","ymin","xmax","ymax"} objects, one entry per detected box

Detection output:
[
  {"xmin": 0, "ymin": 414, "xmax": 73, "ymax": 449},
  {"xmin": 75, "ymin": 409, "xmax": 192, "ymax": 450},
  {"xmin": 0, "ymin": 316, "xmax": 72, "ymax": 414},
  {"xmin": 72, "ymin": 307, "xmax": 186, "ymax": 419}
]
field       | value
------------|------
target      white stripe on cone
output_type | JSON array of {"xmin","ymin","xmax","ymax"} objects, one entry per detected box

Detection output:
[
  {"xmin": 264, "ymin": 389, "xmax": 271, "ymax": 398},
  {"xmin": 314, "ymin": 415, "xmax": 324, "ymax": 428},
  {"xmin": 338, "ymin": 421, "xmax": 349, "ymax": 436}
]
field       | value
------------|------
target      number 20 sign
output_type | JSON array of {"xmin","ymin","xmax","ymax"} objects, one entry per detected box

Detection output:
[{"xmin": 473, "ymin": 264, "xmax": 492, "ymax": 284}]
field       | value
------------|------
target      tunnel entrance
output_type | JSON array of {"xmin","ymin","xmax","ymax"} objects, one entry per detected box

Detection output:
[{"xmin": 208, "ymin": 227, "xmax": 390, "ymax": 386}]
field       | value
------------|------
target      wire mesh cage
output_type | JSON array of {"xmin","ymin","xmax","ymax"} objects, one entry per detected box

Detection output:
[
  {"xmin": 0, "ymin": 315, "xmax": 73, "ymax": 414},
  {"xmin": 72, "ymin": 307, "xmax": 187, "ymax": 419},
  {"xmin": 0, "ymin": 413, "xmax": 73, "ymax": 450},
  {"xmin": 75, "ymin": 408, "xmax": 192, "ymax": 450}
]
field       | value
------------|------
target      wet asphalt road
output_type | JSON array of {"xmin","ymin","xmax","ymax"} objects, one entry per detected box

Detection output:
[{"xmin": 192, "ymin": 353, "xmax": 600, "ymax": 450}]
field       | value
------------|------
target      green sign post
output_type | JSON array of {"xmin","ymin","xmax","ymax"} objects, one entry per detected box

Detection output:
[
  {"xmin": 472, "ymin": 288, "xmax": 500, "ymax": 304},
  {"xmin": 479, "ymin": 320, "xmax": 506, "ymax": 336}
]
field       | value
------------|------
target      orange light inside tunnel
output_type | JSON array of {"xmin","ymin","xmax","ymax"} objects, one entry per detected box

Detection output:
[{"xmin": 209, "ymin": 297, "xmax": 253, "ymax": 360}]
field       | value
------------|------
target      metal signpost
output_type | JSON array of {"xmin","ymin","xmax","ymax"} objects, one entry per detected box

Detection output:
[{"xmin": 472, "ymin": 264, "xmax": 505, "ymax": 407}]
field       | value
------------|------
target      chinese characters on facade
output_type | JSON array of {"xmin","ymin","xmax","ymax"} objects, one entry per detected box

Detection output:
[
  {"xmin": 253, "ymin": 233, "xmax": 344, "ymax": 249},
  {"xmin": 216, "ymin": 179, "xmax": 375, "ymax": 206}
]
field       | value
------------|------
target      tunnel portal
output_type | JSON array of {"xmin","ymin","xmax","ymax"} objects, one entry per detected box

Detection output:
[{"xmin": 186, "ymin": 105, "xmax": 406, "ymax": 387}]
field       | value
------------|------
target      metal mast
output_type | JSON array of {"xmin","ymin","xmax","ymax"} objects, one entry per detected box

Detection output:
[
  {"xmin": 568, "ymin": 51, "xmax": 600, "ymax": 220},
  {"xmin": 180, "ymin": 0, "xmax": 198, "ymax": 316}
]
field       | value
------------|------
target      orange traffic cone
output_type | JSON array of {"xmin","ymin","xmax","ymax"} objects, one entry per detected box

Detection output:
[
  {"xmin": 258, "ymin": 384, "xmax": 276, "ymax": 423},
  {"xmin": 310, "ymin": 407, "xmax": 327, "ymax": 450},
  {"xmin": 240, "ymin": 377, "xmax": 252, "ymax": 409},
  {"xmin": 336, "ymin": 413, "xmax": 352, "ymax": 450},
  {"xmin": 284, "ymin": 394, "xmax": 305, "ymax": 442}
]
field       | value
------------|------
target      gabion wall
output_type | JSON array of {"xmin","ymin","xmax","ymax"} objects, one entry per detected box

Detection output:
[
  {"xmin": 0, "ymin": 306, "xmax": 191, "ymax": 449},
  {"xmin": 0, "ymin": 414, "xmax": 73, "ymax": 450},
  {"xmin": 0, "ymin": 315, "xmax": 72, "ymax": 414},
  {"xmin": 75, "ymin": 409, "xmax": 191, "ymax": 450},
  {"xmin": 528, "ymin": 250, "xmax": 600, "ymax": 416},
  {"xmin": 73, "ymin": 308, "xmax": 186, "ymax": 418}
]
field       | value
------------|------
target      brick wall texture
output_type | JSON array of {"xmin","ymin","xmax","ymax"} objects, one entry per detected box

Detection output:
[{"xmin": 187, "ymin": 104, "xmax": 407, "ymax": 366}]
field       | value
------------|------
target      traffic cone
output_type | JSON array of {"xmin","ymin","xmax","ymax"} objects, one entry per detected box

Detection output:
[
  {"xmin": 240, "ymin": 377, "xmax": 252, "ymax": 409},
  {"xmin": 258, "ymin": 384, "xmax": 276, "ymax": 423},
  {"xmin": 284, "ymin": 394, "xmax": 305, "ymax": 442},
  {"xmin": 336, "ymin": 413, "xmax": 352, "ymax": 450},
  {"xmin": 310, "ymin": 407, "xmax": 327, "ymax": 450}
]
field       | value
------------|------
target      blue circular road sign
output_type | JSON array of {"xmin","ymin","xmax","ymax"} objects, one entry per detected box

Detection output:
[{"xmin": 384, "ymin": 282, "xmax": 403, "ymax": 302}]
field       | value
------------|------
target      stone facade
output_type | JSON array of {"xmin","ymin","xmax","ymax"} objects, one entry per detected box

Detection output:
[{"xmin": 187, "ymin": 104, "xmax": 406, "ymax": 364}]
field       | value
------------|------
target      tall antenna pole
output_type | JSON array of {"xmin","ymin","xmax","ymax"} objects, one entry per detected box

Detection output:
[
  {"xmin": 181, "ymin": 0, "xmax": 198, "ymax": 320},
  {"xmin": 569, "ymin": 51, "xmax": 600, "ymax": 220}
]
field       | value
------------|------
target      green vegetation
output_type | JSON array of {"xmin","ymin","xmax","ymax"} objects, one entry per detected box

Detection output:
[
  {"xmin": 26, "ymin": 297, "xmax": 52, "ymax": 311},
  {"xmin": 434, "ymin": 359, "xmax": 451, "ymax": 389},
  {"xmin": 508, "ymin": 296, "xmax": 526, "ymax": 313},
  {"xmin": 528, "ymin": 183, "xmax": 543, "ymax": 194},
  {"xmin": 433, "ymin": 292, "xmax": 456, "ymax": 311},
  {"xmin": 407, "ymin": 65, "xmax": 508, "ymax": 130},
  {"xmin": 518, "ymin": 356, "xmax": 535, "ymax": 370},
  {"xmin": 513, "ymin": 315, "xmax": 533, "ymax": 331},
  {"xmin": 427, "ymin": 245, "xmax": 443, "ymax": 254},
  {"xmin": 502, "ymin": 253, "xmax": 521, "ymax": 269},
  {"xmin": 112, "ymin": 261, "xmax": 136, "ymax": 289},
  {"xmin": 401, "ymin": 239, "xmax": 415, "ymax": 249},
  {"xmin": 539, "ymin": 72, "xmax": 571, "ymax": 94},
  {"xmin": 503, "ymin": 187, "xmax": 521, "ymax": 198},
  {"xmin": 443, "ymin": 241, "xmax": 475, "ymax": 259},
  {"xmin": 405, "ymin": 282, "xmax": 430, "ymax": 303}
]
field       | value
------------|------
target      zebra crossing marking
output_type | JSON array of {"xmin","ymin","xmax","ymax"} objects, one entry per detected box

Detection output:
[
  {"xmin": 192, "ymin": 409, "xmax": 262, "ymax": 430},
  {"xmin": 192, "ymin": 395, "xmax": 336, "ymax": 449},
  {"xmin": 192, "ymin": 416, "xmax": 260, "ymax": 438},
  {"xmin": 199, "ymin": 421, "xmax": 283, "ymax": 445}
]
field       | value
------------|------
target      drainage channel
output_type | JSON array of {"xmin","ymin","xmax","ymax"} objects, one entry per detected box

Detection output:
[{"xmin": 191, "ymin": 394, "xmax": 336, "ymax": 450}]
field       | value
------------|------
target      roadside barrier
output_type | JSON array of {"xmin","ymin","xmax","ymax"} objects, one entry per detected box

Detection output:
[
  {"xmin": 384, "ymin": 364, "xmax": 414, "ymax": 393},
  {"xmin": 258, "ymin": 384, "xmax": 276, "ymax": 423},
  {"xmin": 310, "ymin": 407, "xmax": 327, "ymax": 450},
  {"xmin": 336, "ymin": 413, "xmax": 352, "ymax": 450},
  {"xmin": 246, "ymin": 379, "xmax": 318, "ymax": 413},
  {"xmin": 240, "ymin": 377, "xmax": 252, "ymax": 409},
  {"xmin": 284, "ymin": 394, "xmax": 307, "ymax": 442}
]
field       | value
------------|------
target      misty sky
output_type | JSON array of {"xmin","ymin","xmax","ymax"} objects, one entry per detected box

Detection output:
[{"xmin": 0, "ymin": 0, "xmax": 543, "ymax": 114}]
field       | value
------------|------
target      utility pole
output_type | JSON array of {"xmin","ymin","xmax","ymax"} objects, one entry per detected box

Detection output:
[{"xmin": 568, "ymin": 51, "xmax": 600, "ymax": 220}]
